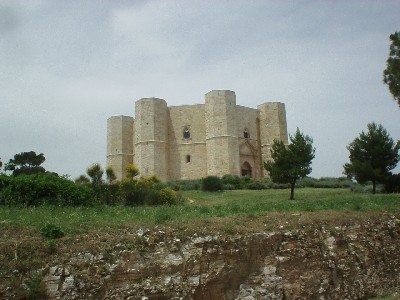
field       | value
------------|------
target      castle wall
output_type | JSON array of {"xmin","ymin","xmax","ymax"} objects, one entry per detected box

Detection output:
[
  {"xmin": 135, "ymin": 98, "xmax": 168, "ymax": 181},
  {"xmin": 257, "ymin": 102, "xmax": 288, "ymax": 176},
  {"xmin": 205, "ymin": 90, "xmax": 240, "ymax": 177},
  {"xmin": 107, "ymin": 90, "xmax": 288, "ymax": 181},
  {"xmin": 236, "ymin": 106, "xmax": 263, "ymax": 178},
  {"xmin": 106, "ymin": 116, "xmax": 134, "ymax": 181},
  {"xmin": 167, "ymin": 105, "xmax": 207, "ymax": 180}
]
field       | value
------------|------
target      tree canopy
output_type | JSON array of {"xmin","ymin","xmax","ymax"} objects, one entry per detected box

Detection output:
[
  {"xmin": 383, "ymin": 31, "xmax": 400, "ymax": 107},
  {"xmin": 5, "ymin": 151, "xmax": 46, "ymax": 176},
  {"xmin": 344, "ymin": 123, "xmax": 400, "ymax": 194},
  {"xmin": 264, "ymin": 128, "xmax": 315, "ymax": 200}
]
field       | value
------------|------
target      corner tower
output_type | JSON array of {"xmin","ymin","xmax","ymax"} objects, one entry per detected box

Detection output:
[
  {"xmin": 135, "ymin": 98, "xmax": 169, "ymax": 181},
  {"xmin": 205, "ymin": 90, "xmax": 240, "ymax": 177},
  {"xmin": 257, "ymin": 102, "xmax": 288, "ymax": 176},
  {"xmin": 106, "ymin": 116, "xmax": 134, "ymax": 181}
]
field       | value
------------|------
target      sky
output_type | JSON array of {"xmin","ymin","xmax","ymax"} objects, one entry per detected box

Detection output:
[{"xmin": 1, "ymin": 0, "xmax": 399, "ymax": 179}]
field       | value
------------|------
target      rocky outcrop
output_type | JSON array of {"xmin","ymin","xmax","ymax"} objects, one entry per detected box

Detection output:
[{"xmin": 2, "ymin": 216, "xmax": 400, "ymax": 299}]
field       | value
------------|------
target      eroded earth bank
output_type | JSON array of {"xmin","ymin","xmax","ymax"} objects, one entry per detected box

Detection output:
[{"xmin": 1, "ymin": 213, "xmax": 400, "ymax": 299}]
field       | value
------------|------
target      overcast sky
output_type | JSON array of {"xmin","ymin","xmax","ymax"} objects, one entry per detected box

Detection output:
[{"xmin": 1, "ymin": 0, "xmax": 399, "ymax": 179}]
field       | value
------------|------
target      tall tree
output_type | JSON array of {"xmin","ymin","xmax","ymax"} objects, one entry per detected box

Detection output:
[
  {"xmin": 383, "ymin": 31, "xmax": 400, "ymax": 107},
  {"xmin": 264, "ymin": 128, "xmax": 315, "ymax": 200},
  {"xmin": 86, "ymin": 163, "xmax": 104, "ymax": 186},
  {"xmin": 106, "ymin": 166, "xmax": 117, "ymax": 184},
  {"xmin": 5, "ymin": 151, "xmax": 46, "ymax": 176},
  {"xmin": 344, "ymin": 123, "xmax": 400, "ymax": 194}
]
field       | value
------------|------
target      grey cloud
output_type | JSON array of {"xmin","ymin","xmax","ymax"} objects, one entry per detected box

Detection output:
[{"xmin": 0, "ymin": 5, "xmax": 19, "ymax": 34}]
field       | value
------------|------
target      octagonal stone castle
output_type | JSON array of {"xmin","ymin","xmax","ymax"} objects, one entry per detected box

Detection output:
[{"xmin": 107, "ymin": 90, "xmax": 288, "ymax": 181}]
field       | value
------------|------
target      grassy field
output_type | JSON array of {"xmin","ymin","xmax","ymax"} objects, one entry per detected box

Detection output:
[{"xmin": 0, "ymin": 188, "xmax": 399, "ymax": 235}]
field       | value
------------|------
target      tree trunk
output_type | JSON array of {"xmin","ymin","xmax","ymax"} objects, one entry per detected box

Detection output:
[
  {"xmin": 372, "ymin": 179, "xmax": 376, "ymax": 194},
  {"xmin": 290, "ymin": 182, "xmax": 295, "ymax": 200}
]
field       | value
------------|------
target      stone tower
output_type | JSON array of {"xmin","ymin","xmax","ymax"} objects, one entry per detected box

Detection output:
[
  {"xmin": 205, "ymin": 90, "xmax": 240, "ymax": 177},
  {"xmin": 106, "ymin": 116, "xmax": 134, "ymax": 181},
  {"xmin": 134, "ymin": 98, "xmax": 169, "ymax": 181},
  {"xmin": 107, "ymin": 90, "xmax": 289, "ymax": 181},
  {"xmin": 257, "ymin": 102, "xmax": 289, "ymax": 176}
]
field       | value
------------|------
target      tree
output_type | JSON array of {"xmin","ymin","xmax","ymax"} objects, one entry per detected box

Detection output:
[
  {"xmin": 75, "ymin": 174, "xmax": 90, "ymax": 185},
  {"xmin": 264, "ymin": 128, "xmax": 315, "ymax": 200},
  {"xmin": 383, "ymin": 31, "xmax": 400, "ymax": 107},
  {"xmin": 86, "ymin": 163, "xmax": 104, "ymax": 186},
  {"xmin": 125, "ymin": 164, "xmax": 139, "ymax": 181},
  {"xmin": 5, "ymin": 151, "xmax": 46, "ymax": 176},
  {"xmin": 106, "ymin": 166, "xmax": 117, "ymax": 184},
  {"xmin": 344, "ymin": 123, "xmax": 400, "ymax": 194}
]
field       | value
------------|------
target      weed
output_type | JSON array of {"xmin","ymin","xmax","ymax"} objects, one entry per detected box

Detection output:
[
  {"xmin": 103, "ymin": 248, "xmax": 114, "ymax": 263},
  {"xmin": 46, "ymin": 239, "xmax": 57, "ymax": 253},
  {"xmin": 40, "ymin": 223, "xmax": 64, "ymax": 239},
  {"xmin": 224, "ymin": 223, "xmax": 236, "ymax": 235},
  {"xmin": 387, "ymin": 227, "xmax": 396, "ymax": 239},
  {"xmin": 135, "ymin": 236, "xmax": 148, "ymax": 254},
  {"xmin": 24, "ymin": 271, "xmax": 47, "ymax": 299},
  {"xmin": 154, "ymin": 211, "xmax": 172, "ymax": 224},
  {"xmin": 353, "ymin": 202, "xmax": 362, "ymax": 211}
]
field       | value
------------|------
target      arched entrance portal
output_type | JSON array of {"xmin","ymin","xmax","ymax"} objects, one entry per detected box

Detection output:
[{"xmin": 241, "ymin": 161, "xmax": 252, "ymax": 177}]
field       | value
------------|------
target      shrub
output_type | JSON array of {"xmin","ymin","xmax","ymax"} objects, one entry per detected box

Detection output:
[
  {"xmin": 202, "ymin": 176, "xmax": 223, "ymax": 191},
  {"xmin": 167, "ymin": 179, "xmax": 201, "ymax": 191},
  {"xmin": 246, "ymin": 180, "xmax": 269, "ymax": 190},
  {"xmin": 384, "ymin": 173, "xmax": 400, "ymax": 193},
  {"xmin": 223, "ymin": 183, "xmax": 236, "ymax": 190},
  {"xmin": 121, "ymin": 177, "xmax": 182, "ymax": 206},
  {"xmin": 0, "ymin": 173, "xmax": 95, "ymax": 206},
  {"xmin": 222, "ymin": 175, "xmax": 243, "ymax": 189},
  {"xmin": 297, "ymin": 177, "xmax": 355, "ymax": 189},
  {"xmin": 146, "ymin": 188, "xmax": 180, "ymax": 205},
  {"xmin": 40, "ymin": 224, "xmax": 65, "ymax": 239},
  {"xmin": 351, "ymin": 183, "xmax": 384, "ymax": 193}
]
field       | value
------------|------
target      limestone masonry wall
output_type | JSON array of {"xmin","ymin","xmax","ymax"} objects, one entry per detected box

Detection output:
[{"xmin": 107, "ymin": 90, "xmax": 288, "ymax": 181}]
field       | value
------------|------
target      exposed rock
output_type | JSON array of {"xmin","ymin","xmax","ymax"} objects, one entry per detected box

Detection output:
[{"xmin": 2, "ymin": 218, "xmax": 400, "ymax": 299}]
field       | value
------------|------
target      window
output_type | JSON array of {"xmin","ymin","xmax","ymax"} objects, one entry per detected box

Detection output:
[
  {"xmin": 186, "ymin": 155, "xmax": 191, "ymax": 163},
  {"xmin": 183, "ymin": 126, "xmax": 191, "ymax": 139},
  {"xmin": 244, "ymin": 128, "xmax": 250, "ymax": 139}
]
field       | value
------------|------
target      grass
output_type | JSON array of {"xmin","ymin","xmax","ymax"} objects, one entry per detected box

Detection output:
[
  {"xmin": 0, "ymin": 188, "xmax": 399, "ymax": 298},
  {"xmin": 0, "ymin": 188, "xmax": 399, "ymax": 235}
]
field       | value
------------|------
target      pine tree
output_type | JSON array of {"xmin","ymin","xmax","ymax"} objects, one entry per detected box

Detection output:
[{"xmin": 264, "ymin": 128, "xmax": 315, "ymax": 200}]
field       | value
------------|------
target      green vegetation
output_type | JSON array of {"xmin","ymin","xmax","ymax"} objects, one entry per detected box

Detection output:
[
  {"xmin": 202, "ymin": 175, "xmax": 223, "ymax": 191},
  {"xmin": 0, "ymin": 173, "xmax": 95, "ymax": 206},
  {"xmin": 383, "ymin": 31, "xmax": 400, "ymax": 107},
  {"xmin": 4, "ymin": 151, "xmax": 47, "ymax": 176},
  {"xmin": 0, "ymin": 189, "xmax": 399, "ymax": 234},
  {"xmin": 264, "ymin": 128, "xmax": 315, "ymax": 200},
  {"xmin": 344, "ymin": 123, "xmax": 400, "ymax": 194}
]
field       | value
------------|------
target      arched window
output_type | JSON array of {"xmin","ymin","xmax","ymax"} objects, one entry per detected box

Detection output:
[
  {"xmin": 241, "ymin": 161, "xmax": 252, "ymax": 177},
  {"xmin": 183, "ymin": 126, "xmax": 191, "ymax": 139},
  {"xmin": 244, "ymin": 128, "xmax": 250, "ymax": 139}
]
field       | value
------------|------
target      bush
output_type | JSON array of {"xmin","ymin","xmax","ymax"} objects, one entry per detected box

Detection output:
[
  {"xmin": 146, "ymin": 188, "xmax": 181, "ymax": 205},
  {"xmin": 297, "ymin": 177, "xmax": 355, "ymax": 189},
  {"xmin": 40, "ymin": 223, "xmax": 65, "ymax": 239},
  {"xmin": 384, "ymin": 173, "xmax": 400, "ymax": 193},
  {"xmin": 222, "ymin": 175, "xmax": 243, "ymax": 189},
  {"xmin": 0, "ymin": 174, "xmax": 95, "ymax": 206},
  {"xmin": 351, "ymin": 183, "xmax": 384, "ymax": 193},
  {"xmin": 121, "ymin": 177, "xmax": 183, "ymax": 206},
  {"xmin": 202, "ymin": 176, "xmax": 223, "ymax": 191},
  {"xmin": 167, "ymin": 179, "xmax": 202, "ymax": 191},
  {"xmin": 246, "ymin": 180, "xmax": 269, "ymax": 190},
  {"xmin": 223, "ymin": 183, "xmax": 236, "ymax": 190}
]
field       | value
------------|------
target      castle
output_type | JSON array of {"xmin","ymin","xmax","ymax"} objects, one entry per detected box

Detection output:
[{"xmin": 107, "ymin": 90, "xmax": 288, "ymax": 181}]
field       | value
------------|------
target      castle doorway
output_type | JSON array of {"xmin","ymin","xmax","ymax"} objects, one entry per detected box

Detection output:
[{"xmin": 241, "ymin": 161, "xmax": 252, "ymax": 177}]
